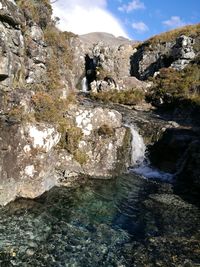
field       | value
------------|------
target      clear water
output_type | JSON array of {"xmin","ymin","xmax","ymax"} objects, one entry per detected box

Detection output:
[
  {"xmin": 0, "ymin": 174, "xmax": 147, "ymax": 266},
  {"xmin": 0, "ymin": 173, "xmax": 199, "ymax": 267}
]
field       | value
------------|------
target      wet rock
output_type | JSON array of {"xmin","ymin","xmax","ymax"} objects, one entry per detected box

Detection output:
[
  {"xmin": 177, "ymin": 140, "xmax": 200, "ymax": 197},
  {"xmin": 149, "ymin": 128, "xmax": 198, "ymax": 173}
]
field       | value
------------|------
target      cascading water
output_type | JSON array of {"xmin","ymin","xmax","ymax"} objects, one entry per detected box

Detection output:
[
  {"xmin": 127, "ymin": 125, "xmax": 173, "ymax": 181},
  {"xmin": 81, "ymin": 76, "xmax": 89, "ymax": 92},
  {"xmin": 129, "ymin": 126, "xmax": 146, "ymax": 166}
]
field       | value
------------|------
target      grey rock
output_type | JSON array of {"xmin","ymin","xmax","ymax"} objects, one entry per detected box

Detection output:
[
  {"xmin": 0, "ymin": 122, "xmax": 61, "ymax": 206},
  {"xmin": 131, "ymin": 35, "xmax": 197, "ymax": 80},
  {"xmin": 0, "ymin": 0, "xmax": 25, "ymax": 28},
  {"xmin": 64, "ymin": 106, "xmax": 131, "ymax": 178},
  {"xmin": 171, "ymin": 35, "xmax": 196, "ymax": 70}
]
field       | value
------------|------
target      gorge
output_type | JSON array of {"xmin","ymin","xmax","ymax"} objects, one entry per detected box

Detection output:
[{"xmin": 0, "ymin": 0, "xmax": 200, "ymax": 266}]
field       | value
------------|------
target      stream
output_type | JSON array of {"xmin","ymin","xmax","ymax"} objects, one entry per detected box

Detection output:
[{"xmin": 0, "ymin": 119, "xmax": 200, "ymax": 267}]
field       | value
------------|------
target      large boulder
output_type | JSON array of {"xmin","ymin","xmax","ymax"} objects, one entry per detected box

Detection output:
[
  {"xmin": 60, "ymin": 106, "xmax": 131, "ymax": 178},
  {"xmin": 171, "ymin": 35, "xmax": 196, "ymax": 70},
  {"xmin": 0, "ymin": 121, "xmax": 61, "ymax": 206}
]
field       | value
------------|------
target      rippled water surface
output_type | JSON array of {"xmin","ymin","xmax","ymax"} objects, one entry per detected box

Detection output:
[{"xmin": 0, "ymin": 173, "xmax": 200, "ymax": 267}]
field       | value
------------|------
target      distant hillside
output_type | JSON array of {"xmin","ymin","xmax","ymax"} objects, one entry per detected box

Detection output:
[{"xmin": 79, "ymin": 32, "xmax": 135, "ymax": 46}]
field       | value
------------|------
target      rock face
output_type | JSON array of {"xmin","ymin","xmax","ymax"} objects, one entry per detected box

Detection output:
[
  {"xmin": 131, "ymin": 35, "xmax": 197, "ymax": 80},
  {"xmin": 80, "ymin": 33, "xmax": 136, "ymax": 81},
  {"xmin": 0, "ymin": 0, "xmax": 84, "ymax": 94},
  {"xmin": 59, "ymin": 106, "xmax": 131, "ymax": 178},
  {"xmin": 0, "ymin": 105, "xmax": 131, "ymax": 205},
  {"xmin": 149, "ymin": 128, "xmax": 198, "ymax": 173},
  {"xmin": 0, "ymin": 0, "xmax": 132, "ymax": 206},
  {"xmin": 177, "ymin": 140, "xmax": 200, "ymax": 191},
  {"xmin": 82, "ymin": 41, "xmax": 146, "ymax": 92},
  {"xmin": 171, "ymin": 35, "xmax": 196, "ymax": 70},
  {"xmin": 0, "ymin": 0, "xmax": 25, "ymax": 87},
  {"xmin": 0, "ymin": 121, "xmax": 61, "ymax": 206}
]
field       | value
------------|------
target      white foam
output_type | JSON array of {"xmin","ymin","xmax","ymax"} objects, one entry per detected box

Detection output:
[
  {"xmin": 131, "ymin": 163, "xmax": 173, "ymax": 181},
  {"xmin": 127, "ymin": 124, "xmax": 173, "ymax": 181}
]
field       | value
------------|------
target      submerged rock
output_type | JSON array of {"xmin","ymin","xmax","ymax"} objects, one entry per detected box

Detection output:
[{"xmin": 0, "ymin": 174, "xmax": 199, "ymax": 267}]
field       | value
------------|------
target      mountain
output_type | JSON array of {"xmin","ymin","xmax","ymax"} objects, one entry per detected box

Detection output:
[{"xmin": 79, "ymin": 32, "xmax": 135, "ymax": 46}]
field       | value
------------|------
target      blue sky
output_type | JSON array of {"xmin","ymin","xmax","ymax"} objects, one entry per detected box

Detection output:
[
  {"xmin": 53, "ymin": 0, "xmax": 200, "ymax": 41},
  {"xmin": 108, "ymin": 0, "xmax": 200, "ymax": 40}
]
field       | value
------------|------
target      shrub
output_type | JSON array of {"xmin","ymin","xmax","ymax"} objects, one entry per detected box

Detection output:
[
  {"xmin": 31, "ymin": 91, "xmax": 76, "ymax": 122},
  {"xmin": 73, "ymin": 149, "xmax": 88, "ymax": 165},
  {"xmin": 96, "ymin": 66, "xmax": 113, "ymax": 81},
  {"xmin": 90, "ymin": 89, "xmax": 144, "ymax": 105},
  {"xmin": 62, "ymin": 125, "xmax": 83, "ymax": 153},
  {"xmin": 97, "ymin": 124, "xmax": 114, "ymax": 137},
  {"xmin": 32, "ymin": 92, "xmax": 60, "ymax": 123},
  {"xmin": 147, "ymin": 59, "xmax": 200, "ymax": 108},
  {"xmin": 58, "ymin": 120, "xmax": 88, "ymax": 165},
  {"xmin": 44, "ymin": 26, "xmax": 76, "ymax": 90},
  {"xmin": 7, "ymin": 106, "xmax": 25, "ymax": 122}
]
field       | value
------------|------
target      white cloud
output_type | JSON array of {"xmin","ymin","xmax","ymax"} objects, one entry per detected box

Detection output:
[
  {"xmin": 52, "ymin": 0, "xmax": 129, "ymax": 38},
  {"xmin": 118, "ymin": 0, "xmax": 145, "ymax": 13},
  {"xmin": 132, "ymin": 21, "xmax": 149, "ymax": 33},
  {"xmin": 162, "ymin": 16, "xmax": 187, "ymax": 28}
]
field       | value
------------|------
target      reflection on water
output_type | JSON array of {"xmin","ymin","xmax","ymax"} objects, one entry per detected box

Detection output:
[{"xmin": 0, "ymin": 173, "xmax": 200, "ymax": 266}]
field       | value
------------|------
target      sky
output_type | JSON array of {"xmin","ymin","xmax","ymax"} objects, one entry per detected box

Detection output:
[{"xmin": 52, "ymin": 0, "xmax": 200, "ymax": 41}]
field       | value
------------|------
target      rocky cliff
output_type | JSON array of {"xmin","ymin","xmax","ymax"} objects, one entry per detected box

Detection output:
[{"xmin": 0, "ymin": 0, "xmax": 132, "ymax": 205}]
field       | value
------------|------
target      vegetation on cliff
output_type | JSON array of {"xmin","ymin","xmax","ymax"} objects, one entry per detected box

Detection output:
[
  {"xmin": 147, "ymin": 56, "xmax": 200, "ymax": 109},
  {"xmin": 16, "ymin": 0, "xmax": 52, "ymax": 28},
  {"xmin": 14, "ymin": 0, "xmax": 83, "ymax": 160}
]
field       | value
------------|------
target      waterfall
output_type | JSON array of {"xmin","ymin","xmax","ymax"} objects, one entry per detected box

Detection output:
[
  {"xmin": 129, "ymin": 125, "xmax": 146, "ymax": 166},
  {"xmin": 81, "ymin": 77, "xmax": 88, "ymax": 92},
  {"xmin": 127, "ymin": 125, "xmax": 173, "ymax": 181}
]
